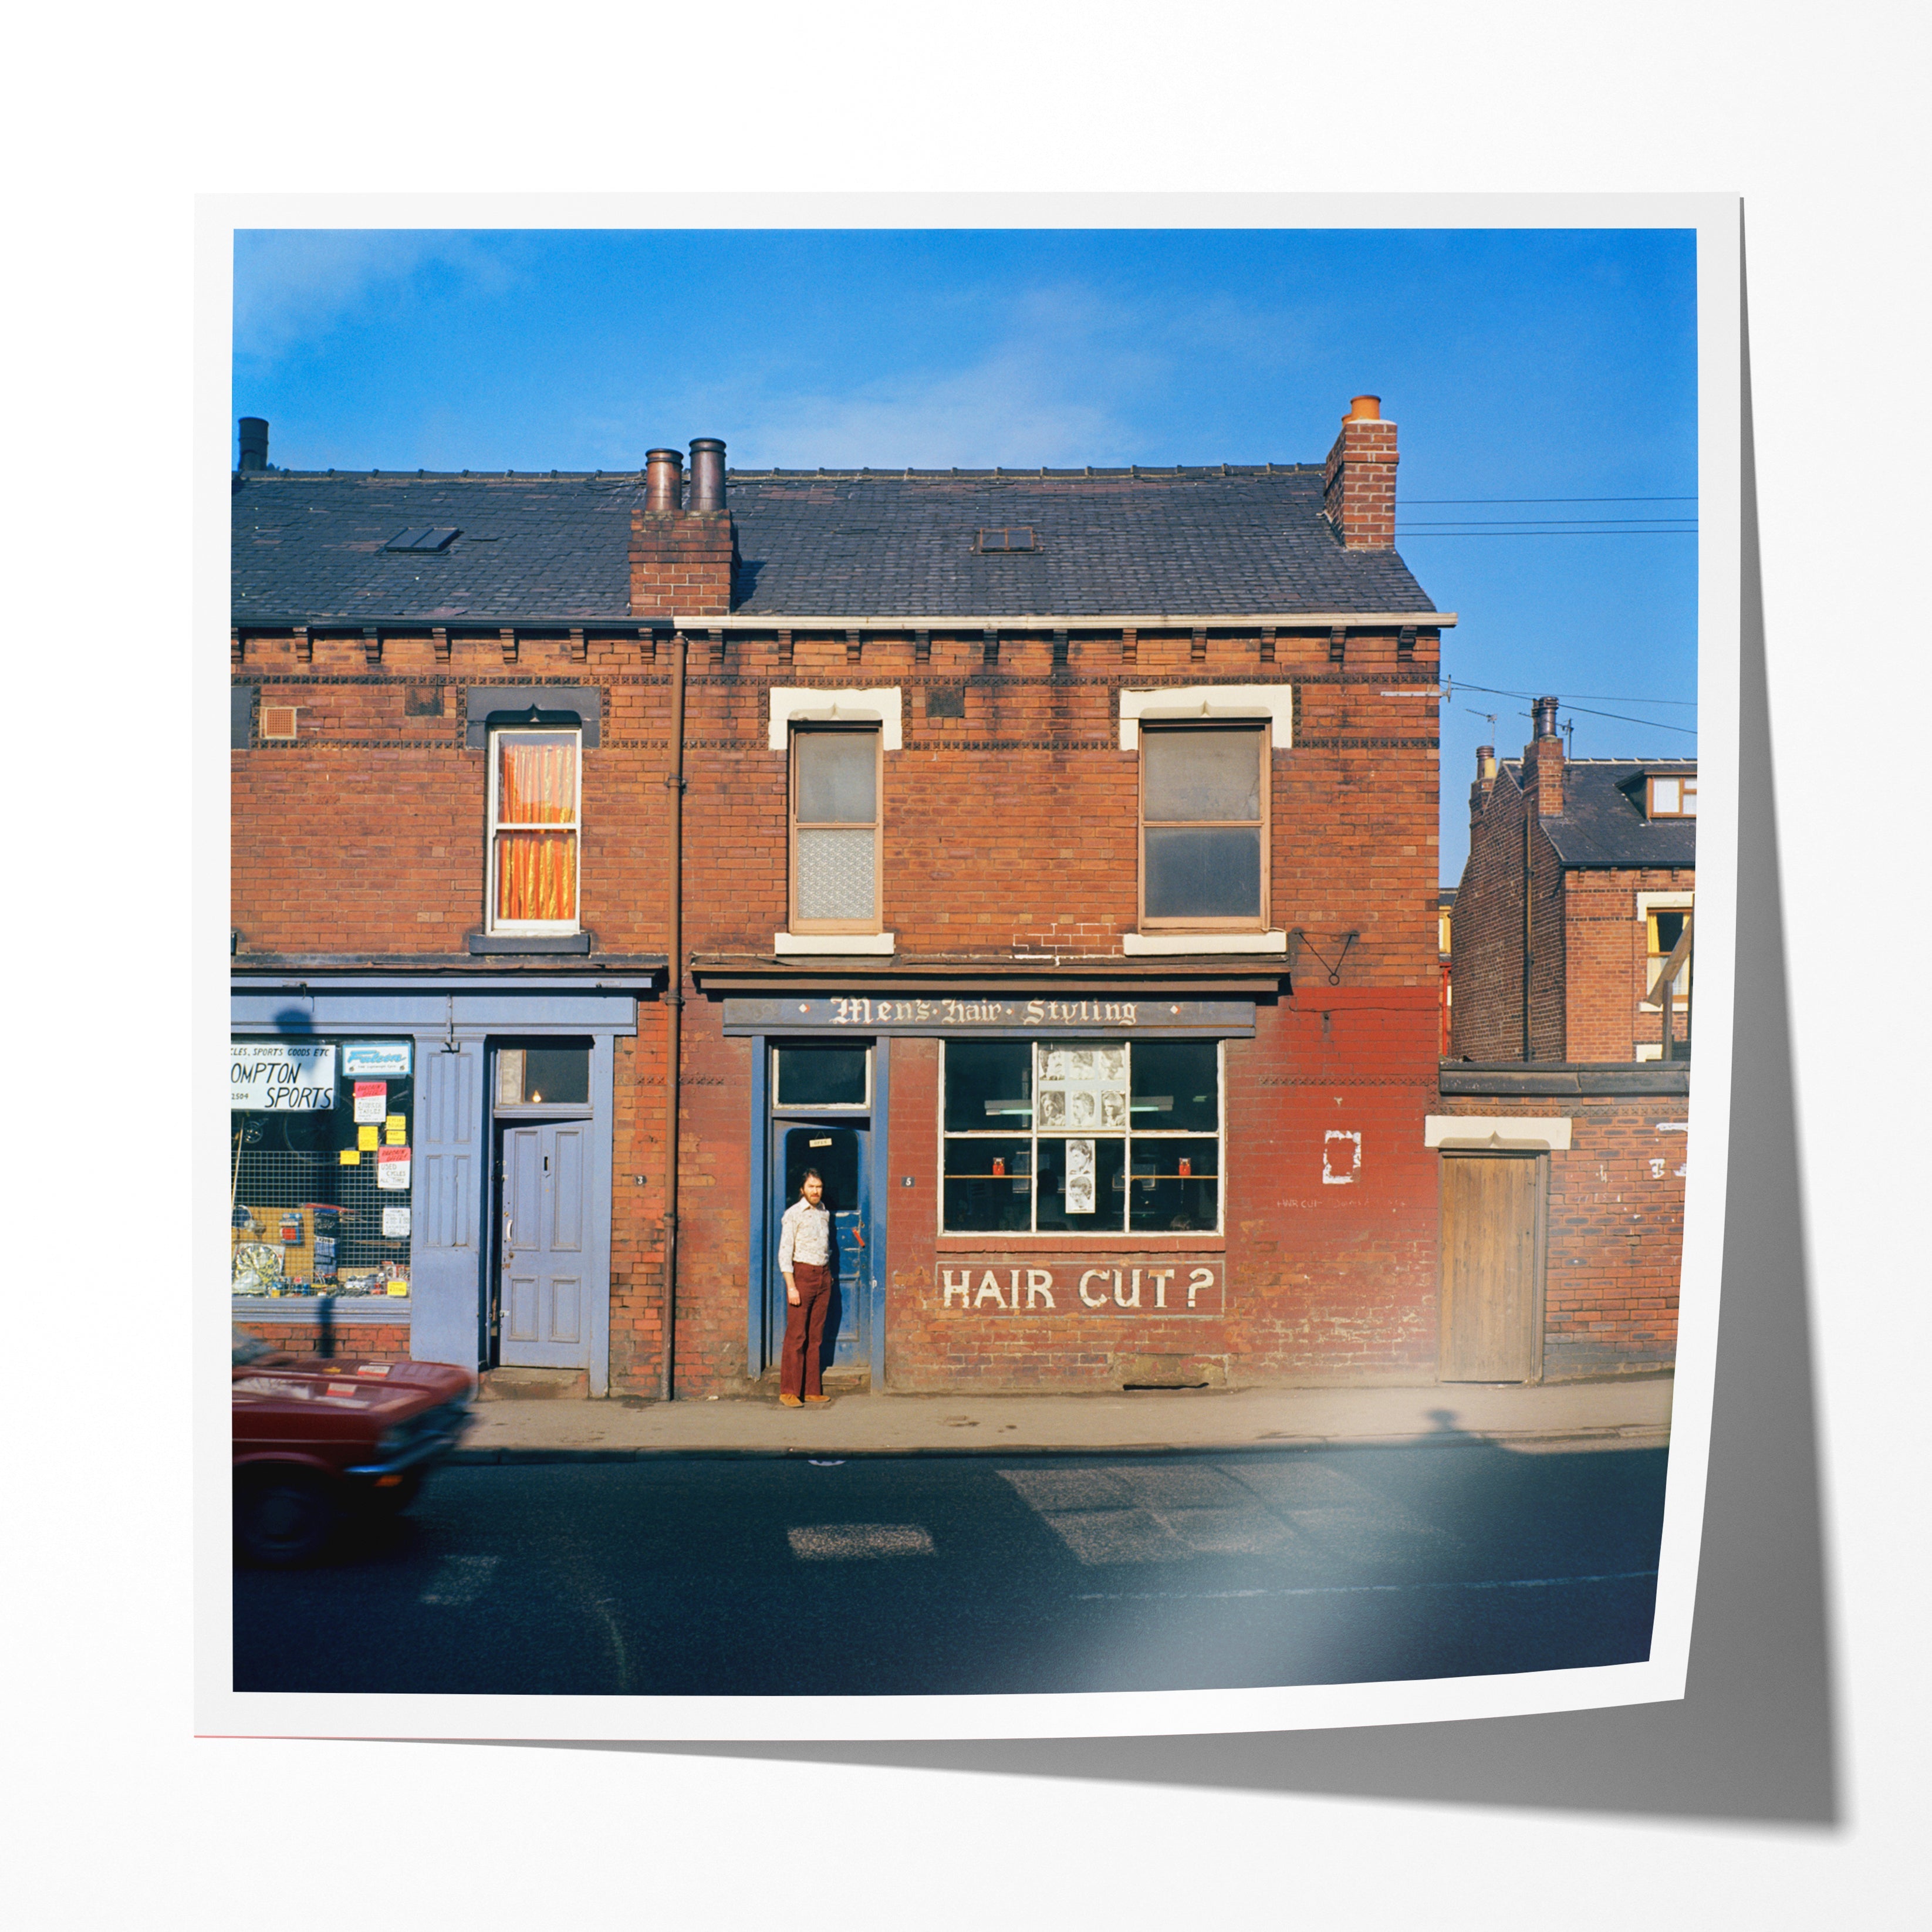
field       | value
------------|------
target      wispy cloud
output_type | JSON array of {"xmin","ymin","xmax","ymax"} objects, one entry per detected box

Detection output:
[
  {"xmin": 233, "ymin": 231, "xmax": 516, "ymax": 363},
  {"xmin": 670, "ymin": 281, "xmax": 1178, "ymax": 470}
]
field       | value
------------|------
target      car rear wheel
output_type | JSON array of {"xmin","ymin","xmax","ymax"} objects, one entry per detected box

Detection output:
[{"xmin": 234, "ymin": 1469, "xmax": 337, "ymax": 1566}]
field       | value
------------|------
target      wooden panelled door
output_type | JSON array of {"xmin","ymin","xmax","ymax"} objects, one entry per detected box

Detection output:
[
  {"xmin": 497, "ymin": 1121, "xmax": 590, "ymax": 1368},
  {"xmin": 1439, "ymin": 1153, "xmax": 1545, "ymax": 1383}
]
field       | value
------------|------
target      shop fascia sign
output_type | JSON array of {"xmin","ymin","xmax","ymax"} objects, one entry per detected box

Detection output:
[
  {"xmin": 231, "ymin": 1042, "xmax": 337, "ymax": 1110},
  {"xmin": 725, "ymin": 997, "xmax": 1254, "ymax": 1036}
]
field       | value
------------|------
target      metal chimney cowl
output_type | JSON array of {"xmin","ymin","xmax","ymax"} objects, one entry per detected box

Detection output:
[
  {"xmin": 237, "ymin": 417, "xmax": 269, "ymax": 472},
  {"xmin": 644, "ymin": 448, "xmax": 684, "ymax": 515},
  {"xmin": 688, "ymin": 437, "xmax": 726, "ymax": 512}
]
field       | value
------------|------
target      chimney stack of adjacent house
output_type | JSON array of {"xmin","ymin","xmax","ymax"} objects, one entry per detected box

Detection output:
[
  {"xmin": 1470, "ymin": 743, "xmax": 1497, "ymax": 827},
  {"xmin": 237, "ymin": 417, "xmax": 269, "ymax": 472},
  {"xmin": 630, "ymin": 435, "xmax": 735, "ymax": 619},
  {"xmin": 1526, "ymin": 696, "xmax": 1565, "ymax": 818},
  {"xmin": 1323, "ymin": 394, "xmax": 1398, "ymax": 550}
]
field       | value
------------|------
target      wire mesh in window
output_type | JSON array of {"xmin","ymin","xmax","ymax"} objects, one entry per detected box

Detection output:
[{"xmin": 231, "ymin": 1147, "xmax": 411, "ymax": 1297}]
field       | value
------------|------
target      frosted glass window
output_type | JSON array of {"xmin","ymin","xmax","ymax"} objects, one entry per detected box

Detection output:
[{"xmin": 791, "ymin": 728, "xmax": 881, "ymax": 931}]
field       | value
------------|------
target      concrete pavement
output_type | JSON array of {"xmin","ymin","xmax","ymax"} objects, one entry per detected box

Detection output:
[{"xmin": 452, "ymin": 1373, "xmax": 1674, "ymax": 1460}]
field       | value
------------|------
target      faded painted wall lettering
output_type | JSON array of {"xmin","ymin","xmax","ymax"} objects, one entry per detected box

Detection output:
[{"xmin": 934, "ymin": 1258, "xmax": 1224, "ymax": 1317}]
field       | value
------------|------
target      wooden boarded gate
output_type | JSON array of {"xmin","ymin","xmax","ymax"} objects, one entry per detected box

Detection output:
[{"xmin": 1439, "ymin": 1152, "xmax": 1545, "ymax": 1382}]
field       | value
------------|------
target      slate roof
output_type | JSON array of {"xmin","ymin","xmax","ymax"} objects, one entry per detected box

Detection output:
[
  {"xmin": 231, "ymin": 465, "xmax": 1440, "ymax": 624},
  {"xmin": 1501, "ymin": 759, "xmax": 1698, "ymax": 869},
  {"xmin": 231, "ymin": 473, "xmax": 634, "ymax": 623}
]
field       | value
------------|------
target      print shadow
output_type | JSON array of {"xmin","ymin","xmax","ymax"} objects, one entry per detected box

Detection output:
[{"xmin": 568, "ymin": 218, "xmax": 1843, "ymax": 1822}]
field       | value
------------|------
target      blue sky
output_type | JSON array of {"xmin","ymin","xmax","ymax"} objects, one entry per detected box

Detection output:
[{"xmin": 233, "ymin": 227, "xmax": 1698, "ymax": 884}]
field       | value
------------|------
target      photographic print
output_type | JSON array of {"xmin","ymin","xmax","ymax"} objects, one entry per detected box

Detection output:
[{"xmin": 206, "ymin": 198, "xmax": 1737, "ymax": 1741}]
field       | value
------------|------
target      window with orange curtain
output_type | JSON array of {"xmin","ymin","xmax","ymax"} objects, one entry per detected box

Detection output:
[{"xmin": 489, "ymin": 729, "xmax": 580, "ymax": 929}]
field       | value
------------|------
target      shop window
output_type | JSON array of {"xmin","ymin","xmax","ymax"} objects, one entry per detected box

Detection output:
[
  {"xmin": 772, "ymin": 1043, "xmax": 871, "ymax": 1110},
  {"xmin": 1139, "ymin": 724, "xmax": 1268, "ymax": 928},
  {"xmin": 229, "ymin": 1037, "xmax": 416, "ymax": 1299},
  {"xmin": 1647, "ymin": 774, "xmax": 1698, "ymax": 818},
  {"xmin": 941, "ymin": 1039, "xmax": 1222, "ymax": 1234},
  {"xmin": 790, "ymin": 726, "xmax": 881, "ymax": 934},
  {"xmin": 488, "ymin": 727, "xmax": 580, "ymax": 932}
]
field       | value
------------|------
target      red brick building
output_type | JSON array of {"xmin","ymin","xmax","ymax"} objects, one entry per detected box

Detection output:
[
  {"xmin": 229, "ymin": 397, "xmax": 1538, "ymax": 1394},
  {"xmin": 1429, "ymin": 700, "xmax": 1695, "ymax": 1379},
  {"xmin": 1450, "ymin": 700, "xmax": 1695, "ymax": 1065}
]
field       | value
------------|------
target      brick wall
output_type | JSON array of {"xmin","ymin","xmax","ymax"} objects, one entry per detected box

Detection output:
[
  {"xmin": 1563, "ymin": 867, "xmax": 1697, "ymax": 1059},
  {"xmin": 631, "ymin": 508, "xmax": 734, "ymax": 616},
  {"xmin": 1436, "ymin": 1089, "xmax": 1685, "ymax": 1375},
  {"xmin": 1450, "ymin": 764, "xmax": 1567, "ymax": 1059},
  {"xmin": 234, "ymin": 1316, "xmax": 414, "ymax": 1362},
  {"xmin": 236, "ymin": 620, "xmax": 1446, "ymax": 1396},
  {"xmin": 874, "ymin": 991, "xmax": 1440, "ymax": 1393}
]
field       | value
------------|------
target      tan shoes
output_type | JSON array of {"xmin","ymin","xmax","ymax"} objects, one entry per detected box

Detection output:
[
  {"xmin": 804, "ymin": 1394, "xmax": 832, "ymax": 1405},
  {"xmin": 779, "ymin": 1393, "xmax": 803, "ymax": 1407}
]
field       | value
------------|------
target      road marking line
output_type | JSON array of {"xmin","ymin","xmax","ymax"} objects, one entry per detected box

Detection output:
[
  {"xmin": 1072, "ymin": 1568, "xmax": 1659, "ymax": 1602},
  {"xmin": 418, "ymin": 1554, "xmax": 500, "ymax": 1606},
  {"xmin": 788, "ymin": 1524, "xmax": 934, "ymax": 1561}
]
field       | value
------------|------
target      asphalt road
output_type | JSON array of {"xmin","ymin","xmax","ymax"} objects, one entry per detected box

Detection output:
[{"xmin": 232, "ymin": 1443, "xmax": 1667, "ymax": 1697}]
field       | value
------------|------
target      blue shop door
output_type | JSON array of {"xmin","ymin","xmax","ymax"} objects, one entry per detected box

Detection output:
[
  {"xmin": 498, "ymin": 1120, "xmax": 592, "ymax": 1369},
  {"xmin": 768, "ymin": 1123, "xmax": 872, "ymax": 1381}
]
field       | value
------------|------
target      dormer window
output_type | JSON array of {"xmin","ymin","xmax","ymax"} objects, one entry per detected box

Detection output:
[{"xmin": 1647, "ymin": 774, "xmax": 1697, "ymax": 818}]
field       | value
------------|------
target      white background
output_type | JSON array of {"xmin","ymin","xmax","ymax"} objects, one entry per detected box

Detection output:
[{"xmin": 12, "ymin": 4, "xmax": 1925, "ymax": 1926}]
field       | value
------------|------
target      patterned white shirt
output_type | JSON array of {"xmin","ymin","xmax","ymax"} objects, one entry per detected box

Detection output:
[{"xmin": 777, "ymin": 1195, "xmax": 832, "ymax": 1271}]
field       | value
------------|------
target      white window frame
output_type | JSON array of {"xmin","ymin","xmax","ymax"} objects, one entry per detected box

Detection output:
[
  {"xmin": 1137, "ymin": 721, "xmax": 1272, "ymax": 933},
  {"xmin": 939, "ymin": 1038, "xmax": 1225, "ymax": 1237},
  {"xmin": 486, "ymin": 725, "xmax": 583, "ymax": 935},
  {"xmin": 788, "ymin": 724, "xmax": 884, "ymax": 938}
]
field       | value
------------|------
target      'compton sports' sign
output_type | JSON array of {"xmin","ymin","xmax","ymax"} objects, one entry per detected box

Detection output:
[{"xmin": 230, "ymin": 1042, "xmax": 337, "ymax": 1110}]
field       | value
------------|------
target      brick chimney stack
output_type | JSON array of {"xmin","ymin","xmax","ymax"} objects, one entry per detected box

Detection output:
[
  {"xmin": 631, "ymin": 435, "xmax": 736, "ymax": 618},
  {"xmin": 1469, "ymin": 743, "xmax": 1497, "ymax": 827},
  {"xmin": 1525, "ymin": 696, "xmax": 1565, "ymax": 818},
  {"xmin": 1323, "ymin": 394, "xmax": 1398, "ymax": 550}
]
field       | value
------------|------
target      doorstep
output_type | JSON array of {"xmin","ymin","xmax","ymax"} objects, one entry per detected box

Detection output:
[{"xmin": 477, "ymin": 1367, "xmax": 591, "ymax": 1401}]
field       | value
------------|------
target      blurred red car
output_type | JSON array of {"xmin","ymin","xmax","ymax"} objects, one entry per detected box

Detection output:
[{"xmin": 232, "ymin": 1328, "xmax": 474, "ymax": 1564}]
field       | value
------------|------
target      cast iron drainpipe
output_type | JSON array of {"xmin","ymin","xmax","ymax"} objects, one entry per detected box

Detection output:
[{"xmin": 661, "ymin": 631, "xmax": 687, "ymax": 1402}]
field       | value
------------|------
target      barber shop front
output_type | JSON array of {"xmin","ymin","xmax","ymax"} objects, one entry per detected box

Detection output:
[{"xmin": 700, "ymin": 962, "xmax": 1438, "ymax": 1396}]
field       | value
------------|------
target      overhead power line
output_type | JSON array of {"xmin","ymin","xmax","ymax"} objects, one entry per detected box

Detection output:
[
  {"xmin": 1448, "ymin": 679, "xmax": 1697, "ymax": 738},
  {"xmin": 1404, "ymin": 495, "xmax": 1697, "ymax": 504}
]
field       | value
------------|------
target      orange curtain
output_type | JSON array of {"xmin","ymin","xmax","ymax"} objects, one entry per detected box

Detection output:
[
  {"xmin": 496, "ymin": 832, "xmax": 577, "ymax": 921},
  {"xmin": 496, "ymin": 737, "xmax": 577, "ymax": 921},
  {"xmin": 499, "ymin": 738, "xmax": 576, "ymax": 824}
]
